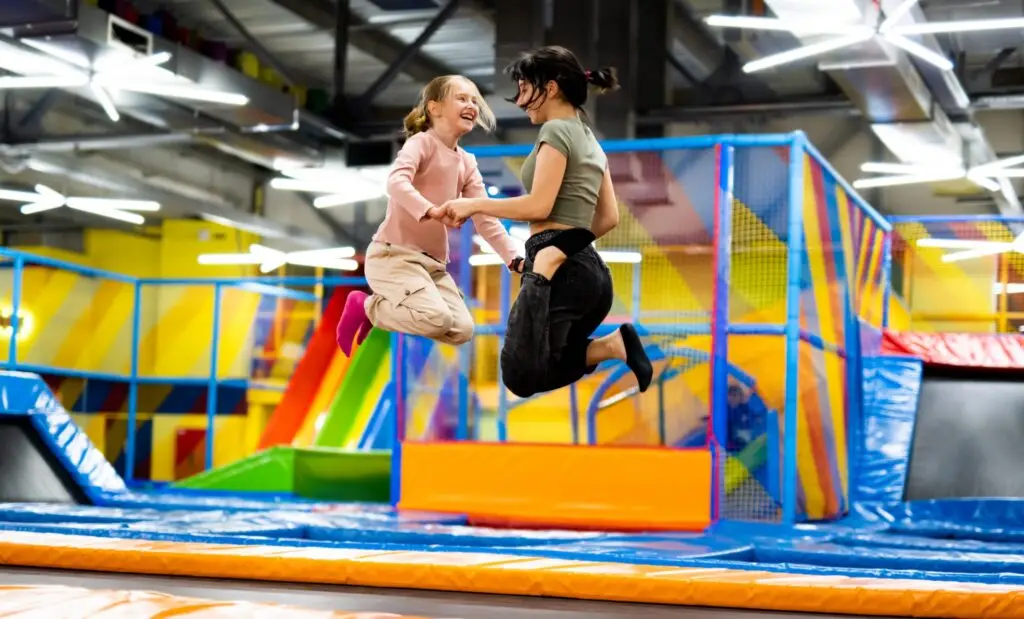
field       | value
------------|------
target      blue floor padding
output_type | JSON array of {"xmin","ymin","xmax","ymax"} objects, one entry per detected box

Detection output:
[
  {"xmin": 834, "ymin": 531, "xmax": 1024, "ymax": 554},
  {"xmin": 11, "ymin": 370, "xmax": 1024, "ymax": 587}
]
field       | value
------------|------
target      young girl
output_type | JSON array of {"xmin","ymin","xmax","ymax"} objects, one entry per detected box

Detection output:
[
  {"xmin": 443, "ymin": 46, "xmax": 654, "ymax": 398},
  {"xmin": 335, "ymin": 75, "xmax": 523, "ymax": 356}
]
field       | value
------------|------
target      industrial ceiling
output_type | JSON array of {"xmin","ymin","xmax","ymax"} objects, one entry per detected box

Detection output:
[{"xmin": 1, "ymin": 0, "xmax": 1023, "ymax": 252}]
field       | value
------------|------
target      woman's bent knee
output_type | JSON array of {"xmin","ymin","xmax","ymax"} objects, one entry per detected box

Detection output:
[{"xmin": 500, "ymin": 352, "xmax": 537, "ymax": 398}]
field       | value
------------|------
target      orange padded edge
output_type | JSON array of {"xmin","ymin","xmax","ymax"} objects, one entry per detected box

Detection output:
[
  {"xmin": 398, "ymin": 442, "xmax": 712, "ymax": 531},
  {"xmin": 0, "ymin": 584, "xmax": 429, "ymax": 618},
  {"xmin": 1, "ymin": 531, "xmax": 1022, "ymax": 618}
]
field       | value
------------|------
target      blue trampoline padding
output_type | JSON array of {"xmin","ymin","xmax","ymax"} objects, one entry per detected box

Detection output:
[
  {"xmin": 852, "ymin": 356, "xmax": 921, "ymax": 507},
  {"xmin": 308, "ymin": 523, "xmax": 612, "ymax": 547},
  {"xmin": 889, "ymin": 520, "xmax": 1024, "ymax": 543},
  {"xmin": 519, "ymin": 539, "xmax": 754, "ymax": 562},
  {"xmin": 0, "ymin": 503, "xmax": 164, "ymax": 524},
  {"xmin": 834, "ymin": 532, "xmax": 1024, "ymax": 555},
  {"xmin": 857, "ymin": 499, "xmax": 1024, "ymax": 529},
  {"xmin": 756, "ymin": 541, "xmax": 1024, "ymax": 575}
]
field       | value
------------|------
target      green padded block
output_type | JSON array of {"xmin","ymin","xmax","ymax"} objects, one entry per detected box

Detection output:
[{"xmin": 293, "ymin": 448, "xmax": 391, "ymax": 502}]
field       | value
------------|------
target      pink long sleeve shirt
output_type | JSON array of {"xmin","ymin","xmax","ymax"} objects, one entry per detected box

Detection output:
[{"xmin": 372, "ymin": 129, "xmax": 519, "ymax": 265}]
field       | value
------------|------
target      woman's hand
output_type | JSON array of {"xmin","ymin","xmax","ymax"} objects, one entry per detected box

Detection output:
[
  {"xmin": 426, "ymin": 205, "xmax": 463, "ymax": 228},
  {"xmin": 442, "ymin": 198, "xmax": 477, "ymax": 224}
]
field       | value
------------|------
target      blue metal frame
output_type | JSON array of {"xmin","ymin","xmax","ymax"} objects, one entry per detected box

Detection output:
[
  {"xmin": 710, "ymin": 143, "xmax": 735, "ymax": 521},
  {"xmin": 446, "ymin": 130, "xmax": 894, "ymax": 526},
  {"xmin": 781, "ymin": 133, "xmax": 806, "ymax": 525},
  {"xmin": 0, "ymin": 246, "xmax": 367, "ymax": 482}
]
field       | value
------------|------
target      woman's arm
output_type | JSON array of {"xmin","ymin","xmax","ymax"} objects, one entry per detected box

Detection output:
[
  {"xmin": 590, "ymin": 166, "xmax": 619, "ymax": 239},
  {"xmin": 385, "ymin": 135, "xmax": 436, "ymax": 220},
  {"xmin": 462, "ymin": 160, "xmax": 521, "ymax": 265},
  {"xmin": 458, "ymin": 144, "xmax": 567, "ymax": 221}
]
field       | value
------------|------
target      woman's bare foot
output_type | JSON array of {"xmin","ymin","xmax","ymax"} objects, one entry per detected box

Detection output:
[{"xmin": 532, "ymin": 245, "xmax": 567, "ymax": 280}]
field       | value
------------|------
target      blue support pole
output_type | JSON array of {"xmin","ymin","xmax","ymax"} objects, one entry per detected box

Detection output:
[
  {"xmin": 782, "ymin": 134, "xmax": 807, "ymax": 525},
  {"xmin": 569, "ymin": 383, "xmax": 580, "ymax": 444},
  {"xmin": 205, "ymin": 283, "xmax": 223, "ymax": 471},
  {"xmin": 457, "ymin": 224, "xmax": 472, "ymax": 440},
  {"xmin": 881, "ymin": 230, "xmax": 893, "ymax": 329},
  {"xmin": 390, "ymin": 331, "xmax": 406, "ymax": 505},
  {"xmin": 8, "ymin": 256, "xmax": 23, "ymax": 365},
  {"xmin": 710, "ymin": 143, "xmax": 735, "ymax": 522},
  {"xmin": 497, "ymin": 266, "xmax": 512, "ymax": 442},
  {"xmin": 125, "ymin": 282, "xmax": 143, "ymax": 484},
  {"xmin": 631, "ymin": 261, "xmax": 642, "ymax": 323}
]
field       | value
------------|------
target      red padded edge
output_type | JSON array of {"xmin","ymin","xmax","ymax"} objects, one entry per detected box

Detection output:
[{"xmin": 882, "ymin": 330, "xmax": 1024, "ymax": 369}]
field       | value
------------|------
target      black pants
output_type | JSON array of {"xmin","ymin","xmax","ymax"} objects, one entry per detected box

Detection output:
[{"xmin": 501, "ymin": 229, "xmax": 614, "ymax": 398}]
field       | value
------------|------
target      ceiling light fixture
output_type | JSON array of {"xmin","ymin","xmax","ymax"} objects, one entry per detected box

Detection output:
[
  {"xmin": 0, "ymin": 185, "xmax": 158, "ymax": 224},
  {"xmin": 705, "ymin": 1, "xmax": 1024, "ymax": 74},
  {"xmin": 197, "ymin": 244, "xmax": 359, "ymax": 273},
  {"xmin": 0, "ymin": 44, "xmax": 249, "ymax": 123},
  {"xmin": 268, "ymin": 165, "xmax": 390, "ymax": 208},
  {"xmin": 855, "ymin": 152, "xmax": 1024, "ymax": 193}
]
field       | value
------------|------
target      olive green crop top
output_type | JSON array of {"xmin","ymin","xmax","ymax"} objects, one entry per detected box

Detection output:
[{"xmin": 519, "ymin": 115, "xmax": 607, "ymax": 229}]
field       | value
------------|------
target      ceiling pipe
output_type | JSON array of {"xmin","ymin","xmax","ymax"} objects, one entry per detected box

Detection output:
[{"xmin": 757, "ymin": 0, "xmax": 1020, "ymax": 215}]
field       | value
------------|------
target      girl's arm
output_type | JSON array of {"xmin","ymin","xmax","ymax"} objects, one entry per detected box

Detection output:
[
  {"xmin": 386, "ymin": 135, "xmax": 437, "ymax": 220},
  {"xmin": 590, "ymin": 166, "xmax": 620, "ymax": 239},
  {"xmin": 451, "ymin": 122, "xmax": 572, "ymax": 222},
  {"xmin": 462, "ymin": 161, "xmax": 521, "ymax": 265}
]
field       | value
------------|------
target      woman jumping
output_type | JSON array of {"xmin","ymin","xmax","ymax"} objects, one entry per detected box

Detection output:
[{"xmin": 443, "ymin": 45, "xmax": 653, "ymax": 398}]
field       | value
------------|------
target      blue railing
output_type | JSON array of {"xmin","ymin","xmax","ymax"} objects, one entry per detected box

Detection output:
[{"xmin": 0, "ymin": 246, "xmax": 366, "ymax": 482}]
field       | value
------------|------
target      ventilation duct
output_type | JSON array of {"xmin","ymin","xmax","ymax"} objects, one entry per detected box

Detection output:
[
  {"xmin": 761, "ymin": 0, "xmax": 1020, "ymax": 214},
  {"xmin": 0, "ymin": 2, "xmax": 329, "ymax": 170}
]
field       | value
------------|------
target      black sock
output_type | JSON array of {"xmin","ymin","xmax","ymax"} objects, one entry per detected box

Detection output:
[
  {"xmin": 619, "ymin": 324, "xmax": 653, "ymax": 393},
  {"xmin": 533, "ymin": 228, "xmax": 596, "ymax": 258}
]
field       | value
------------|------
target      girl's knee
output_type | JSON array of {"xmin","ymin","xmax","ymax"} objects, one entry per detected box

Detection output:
[
  {"xmin": 416, "ymin": 304, "xmax": 454, "ymax": 339},
  {"xmin": 447, "ymin": 319, "xmax": 474, "ymax": 345}
]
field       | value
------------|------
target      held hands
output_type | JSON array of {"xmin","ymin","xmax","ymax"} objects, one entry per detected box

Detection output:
[{"xmin": 425, "ymin": 198, "xmax": 476, "ymax": 228}]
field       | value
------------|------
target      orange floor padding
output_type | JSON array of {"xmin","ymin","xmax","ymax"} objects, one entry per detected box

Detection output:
[
  {"xmin": 0, "ymin": 584, "xmax": 429, "ymax": 618},
  {"xmin": 0, "ymin": 531, "xmax": 1022, "ymax": 618}
]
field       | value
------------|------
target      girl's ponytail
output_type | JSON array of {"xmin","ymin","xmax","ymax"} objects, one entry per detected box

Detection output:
[{"xmin": 403, "ymin": 102, "xmax": 430, "ymax": 138}]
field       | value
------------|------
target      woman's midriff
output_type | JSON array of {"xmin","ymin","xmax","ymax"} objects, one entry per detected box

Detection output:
[{"xmin": 530, "ymin": 220, "xmax": 576, "ymax": 235}]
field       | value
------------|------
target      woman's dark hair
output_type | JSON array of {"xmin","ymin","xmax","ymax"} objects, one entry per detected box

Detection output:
[{"xmin": 504, "ymin": 45, "xmax": 619, "ymax": 111}]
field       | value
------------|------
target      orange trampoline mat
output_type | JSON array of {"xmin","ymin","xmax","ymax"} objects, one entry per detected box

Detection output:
[
  {"xmin": 0, "ymin": 531, "xmax": 1020, "ymax": 618},
  {"xmin": 0, "ymin": 584, "xmax": 428, "ymax": 618}
]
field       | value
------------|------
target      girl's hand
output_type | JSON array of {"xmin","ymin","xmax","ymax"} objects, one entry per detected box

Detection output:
[
  {"xmin": 426, "ymin": 205, "xmax": 463, "ymax": 228},
  {"xmin": 442, "ymin": 198, "xmax": 476, "ymax": 223}
]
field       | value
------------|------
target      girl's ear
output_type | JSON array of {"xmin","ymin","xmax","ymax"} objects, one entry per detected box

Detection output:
[{"xmin": 426, "ymin": 100, "xmax": 439, "ymax": 118}]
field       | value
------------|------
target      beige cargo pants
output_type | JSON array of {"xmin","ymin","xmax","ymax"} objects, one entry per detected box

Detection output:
[{"xmin": 363, "ymin": 241, "xmax": 474, "ymax": 345}]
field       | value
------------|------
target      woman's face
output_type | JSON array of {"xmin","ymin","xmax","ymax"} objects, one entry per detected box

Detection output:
[{"xmin": 515, "ymin": 80, "xmax": 552, "ymax": 124}]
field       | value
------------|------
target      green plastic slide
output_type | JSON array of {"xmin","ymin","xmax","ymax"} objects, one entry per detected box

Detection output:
[
  {"xmin": 314, "ymin": 326, "xmax": 390, "ymax": 447},
  {"xmin": 173, "ymin": 328, "xmax": 393, "ymax": 502}
]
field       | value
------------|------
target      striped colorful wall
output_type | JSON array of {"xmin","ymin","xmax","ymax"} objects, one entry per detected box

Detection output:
[{"xmin": 892, "ymin": 219, "xmax": 1015, "ymax": 332}]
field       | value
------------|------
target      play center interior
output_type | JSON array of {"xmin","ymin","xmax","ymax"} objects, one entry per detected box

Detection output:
[
  {"xmin": 7, "ymin": 129, "xmax": 1024, "ymax": 618},
  {"xmin": 5, "ymin": 0, "xmax": 1024, "ymax": 617}
]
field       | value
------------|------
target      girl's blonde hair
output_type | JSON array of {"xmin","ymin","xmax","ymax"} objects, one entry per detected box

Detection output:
[{"xmin": 403, "ymin": 75, "xmax": 496, "ymax": 138}]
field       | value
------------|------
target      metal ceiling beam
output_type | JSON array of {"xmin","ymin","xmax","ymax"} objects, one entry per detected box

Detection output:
[
  {"xmin": 334, "ymin": 0, "xmax": 351, "ymax": 110},
  {"xmin": 208, "ymin": 0, "xmax": 301, "ymax": 88},
  {"xmin": 358, "ymin": 0, "xmax": 461, "ymax": 107},
  {"xmin": 267, "ymin": 0, "xmax": 464, "ymax": 87}
]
